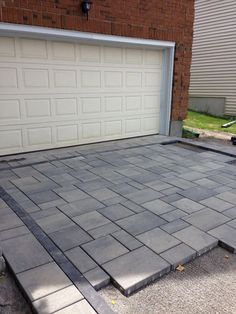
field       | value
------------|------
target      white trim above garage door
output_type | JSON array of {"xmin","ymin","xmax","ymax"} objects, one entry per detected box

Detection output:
[{"xmin": 0, "ymin": 23, "xmax": 175, "ymax": 156}]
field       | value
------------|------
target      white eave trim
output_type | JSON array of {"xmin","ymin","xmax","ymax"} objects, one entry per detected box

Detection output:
[{"xmin": 0, "ymin": 22, "xmax": 175, "ymax": 49}]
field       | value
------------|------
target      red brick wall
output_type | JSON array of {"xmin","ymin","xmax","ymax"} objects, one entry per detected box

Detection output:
[{"xmin": 0, "ymin": 0, "xmax": 194, "ymax": 121}]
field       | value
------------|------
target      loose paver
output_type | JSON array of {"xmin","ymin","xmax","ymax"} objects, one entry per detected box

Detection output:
[
  {"xmin": 200, "ymin": 196, "xmax": 234, "ymax": 212},
  {"xmin": 223, "ymin": 207, "xmax": 236, "ymax": 219},
  {"xmin": 160, "ymin": 209, "xmax": 187, "ymax": 222},
  {"xmin": 137, "ymin": 228, "xmax": 181, "ymax": 254},
  {"xmin": 216, "ymin": 191, "xmax": 236, "ymax": 205},
  {"xmin": 88, "ymin": 222, "xmax": 121, "ymax": 239},
  {"xmin": 112, "ymin": 230, "xmax": 143, "ymax": 251},
  {"xmin": 208, "ymin": 224, "xmax": 236, "ymax": 253},
  {"xmin": 0, "ymin": 225, "xmax": 30, "ymax": 241},
  {"xmin": 160, "ymin": 219, "xmax": 190, "ymax": 234},
  {"xmin": 173, "ymin": 226, "xmax": 218, "ymax": 255},
  {"xmin": 160, "ymin": 243, "xmax": 197, "ymax": 269},
  {"xmin": 120, "ymin": 200, "xmax": 145, "ymax": 213},
  {"xmin": 65, "ymin": 246, "xmax": 98, "ymax": 273},
  {"xmin": 98, "ymin": 204, "xmax": 134, "ymax": 221},
  {"xmin": 49, "ymin": 225, "xmax": 92, "ymax": 251},
  {"xmin": 58, "ymin": 198, "xmax": 105, "ymax": 217},
  {"xmin": 82, "ymin": 235, "xmax": 129, "ymax": 265},
  {"xmin": 88, "ymin": 188, "xmax": 119, "ymax": 202},
  {"xmin": 116, "ymin": 211, "xmax": 166, "ymax": 236},
  {"xmin": 57, "ymin": 188, "xmax": 88, "ymax": 202},
  {"xmin": 17, "ymin": 262, "xmax": 72, "ymax": 301},
  {"xmin": 36, "ymin": 212, "xmax": 75, "ymax": 234},
  {"xmin": 142, "ymin": 199, "xmax": 175, "ymax": 215},
  {"xmin": 1, "ymin": 135, "xmax": 236, "ymax": 309},
  {"xmin": 1, "ymin": 233, "xmax": 52, "ymax": 273},
  {"xmin": 125, "ymin": 188, "xmax": 163, "ymax": 204},
  {"xmin": 0, "ymin": 212, "xmax": 24, "ymax": 231},
  {"xmin": 27, "ymin": 190, "xmax": 60, "ymax": 205},
  {"xmin": 55, "ymin": 299, "xmax": 97, "ymax": 314},
  {"xmin": 183, "ymin": 208, "xmax": 230, "ymax": 231},
  {"xmin": 171, "ymin": 198, "xmax": 205, "ymax": 214},
  {"xmin": 32, "ymin": 285, "xmax": 83, "ymax": 314},
  {"xmin": 84, "ymin": 267, "xmax": 110, "ymax": 290},
  {"xmin": 73, "ymin": 211, "xmax": 110, "ymax": 231},
  {"xmin": 227, "ymin": 219, "xmax": 236, "ymax": 229},
  {"xmin": 178, "ymin": 186, "xmax": 218, "ymax": 202},
  {"xmin": 103, "ymin": 246, "xmax": 170, "ymax": 296}
]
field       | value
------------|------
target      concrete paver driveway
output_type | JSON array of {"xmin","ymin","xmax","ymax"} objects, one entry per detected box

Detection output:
[{"xmin": 0, "ymin": 135, "xmax": 236, "ymax": 313}]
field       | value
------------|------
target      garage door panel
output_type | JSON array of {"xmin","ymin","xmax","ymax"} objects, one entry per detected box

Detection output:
[
  {"xmin": 0, "ymin": 67, "xmax": 18, "ymax": 88},
  {"xmin": 27, "ymin": 127, "xmax": 52, "ymax": 146},
  {"xmin": 0, "ymin": 37, "xmax": 15, "ymax": 57},
  {"xmin": 52, "ymin": 42, "xmax": 76, "ymax": 61},
  {"xmin": 145, "ymin": 50, "xmax": 162, "ymax": 65},
  {"xmin": 0, "ymin": 99, "xmax": 21, "ymax": 120},
  {"xmin": 145, "ymin": 71, "xmax": 162, "ymax": 88},
  {"xmin": 125, "ymin": 96, "xmax": 142, "ymax": 112},
  {"xmin": 125, "ymin": 48, "xmax": 143, "ymax": 64},
  {"xmin": 143, "ymin": 116, "xmax": 160, "ymax": 132},
  {"xmin": 23, "ymin": 68, "xmax": 49, "ymax": 88},
  {"xmin": 79, "ymin": 45, "xmax": 101, "ymax": 63},
  {"xmin": 53, "ymin": 69, "xmax": 77, "ymax": 88},
  {"xmin": 104, "ymin": 96, "xmax": 122, "ymax": 113},
  {"xmin": 125, "ymin": 118, "xmax": 142, "ymax": 134},
  {"xmin": 126, "ymin": 72, "xmax": 142, "ymax": 87},
  {"xmin": 104, "ymin": 47, "xmax": 123, "ymax": 64},
  {"xmin": 82, "ymin": 122, "xmax": 102, "ymax": 140},
  {"xmin": 144, "ymin": 95, "xmax": 160, "ymax": 110},
  {"xmin": 81, "ymin": 70, "xmax": 101, "ymax": 88},
  {"xmin": 56, "ymin": 124, "xmax": 78, "ymax": 143},
  {"xmin": 0, "ymin": 129, "xmax": 22, "ymax": 149},
  {"xmin": 25, "ymin": 99, "xmax": 51, "ymax": 118},
  {"xmin": 0, "ymin": 36, "xmax": 163, "ymax": 155},
  {"xmin": 20, "ymin": 39, "xmax": 48, "ymax": 59},
  {"xmin": 104, "ymin": 120, "xmax": 122, "ymax": 137},
  {"xmin": 81, "ymin": 97, "xmax": 101, "ymax": 114},
  {"xmin": 104, "ymin": 71, "xmax": 123, "ymax": 88},
  {"xmin": 55, "ymin": 98, "xmax": 78, "ymax": 116}
]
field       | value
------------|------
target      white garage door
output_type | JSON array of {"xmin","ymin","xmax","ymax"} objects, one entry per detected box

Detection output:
[{"xmin": 0, "ymin": 36, "xmax": 162, "ymax": 155}]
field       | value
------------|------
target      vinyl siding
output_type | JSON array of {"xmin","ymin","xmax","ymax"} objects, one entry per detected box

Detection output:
[{"xmin": 190, "ymin": 0, "xmax": 236, "ymax": 115}]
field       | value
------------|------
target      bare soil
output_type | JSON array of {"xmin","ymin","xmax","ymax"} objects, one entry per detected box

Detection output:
[{"xmin": 0, "ymin": 268, "xmax": 32, "ymax": 314}]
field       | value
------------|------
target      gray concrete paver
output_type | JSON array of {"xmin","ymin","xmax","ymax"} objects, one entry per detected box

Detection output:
[
  {"xmin": 1, "ymin": 135, "xmax": 236, "ymax": 307},
  {"xmin": 103, "ymin": 246, "xmax": 170, "ymax": 296}
]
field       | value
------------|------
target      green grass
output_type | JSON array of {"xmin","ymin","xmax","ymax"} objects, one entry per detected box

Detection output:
[{"xmin": 184, "ymin": 111, "xmax": 236, "ymax": 134}]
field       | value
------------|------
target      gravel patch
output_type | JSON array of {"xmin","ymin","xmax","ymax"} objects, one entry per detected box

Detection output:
[
  {"xmin": 0, "ymin": 268, "xmax": 32, "ymax": 314},
  {"xmin": 99, "ymin": 247, "xmax": 236, "ymax": 314}
]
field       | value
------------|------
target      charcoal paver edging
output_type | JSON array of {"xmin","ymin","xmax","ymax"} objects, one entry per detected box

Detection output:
[{"xmin": 0, "ymin": 186, "xmax": 114, "ymax": 314}]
